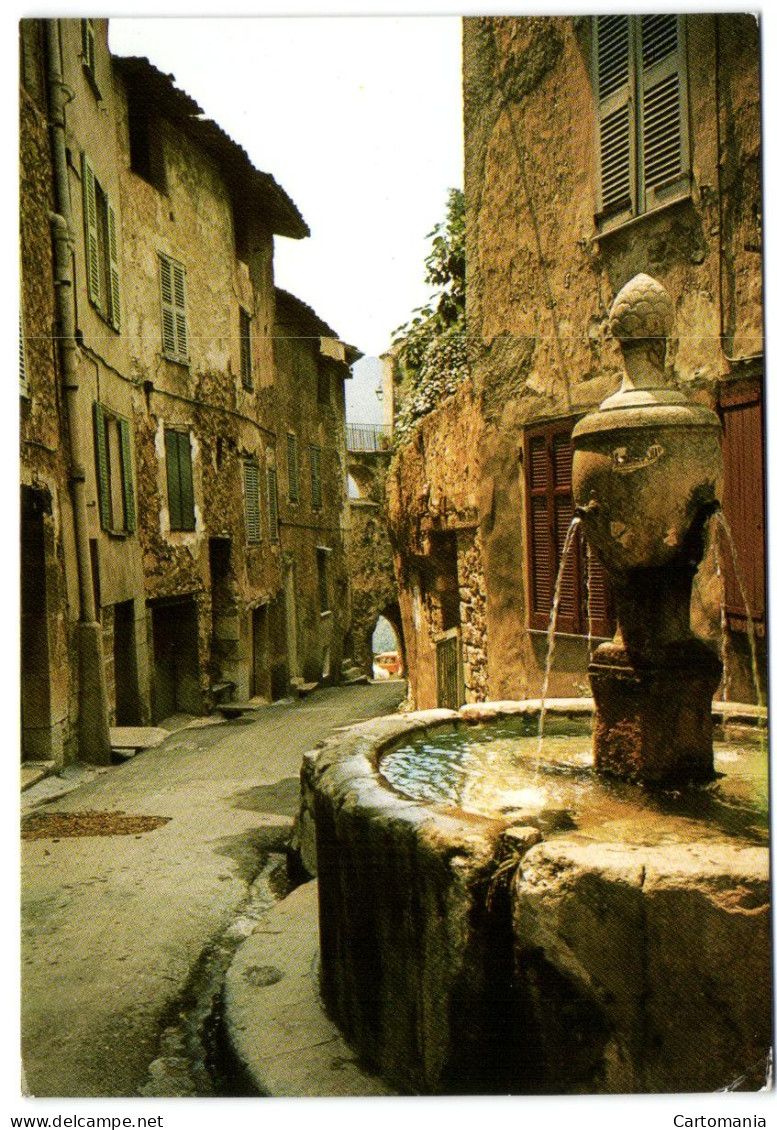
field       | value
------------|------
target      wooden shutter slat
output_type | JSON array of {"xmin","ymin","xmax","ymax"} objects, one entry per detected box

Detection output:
[
  {"xmin": 641, "ymin": 15, "xmax": 677, "ymax": 69},
  {"xmin": 600, "ymin": 104, "xmax": 633, "ymax": 211},
  {"xmin": 528, "ymin": 435, "xmax": 548, "ymax": 490},
  {"xmin": 310, "ymin": 445, "xmax": 322, "ymax": 510},
  {"xmin": 643, "ymin": 73, "xmax": 682, "ymax": 189},
  {"xmin": 596, "ymin": 15, "xmax": 630, "ymax": 100},
  {"xmin": 530, "ymin": 496, "xmax": 552, "ymax": 615}
]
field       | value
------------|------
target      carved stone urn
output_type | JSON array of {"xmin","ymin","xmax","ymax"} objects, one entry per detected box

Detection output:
[{"xmin": 572, "ymin": 274, "xmax": 723, "ymax": 786}]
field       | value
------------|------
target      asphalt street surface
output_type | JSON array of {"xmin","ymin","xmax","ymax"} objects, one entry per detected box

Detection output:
[{"xmin": 21, "ymin": 682, "xmax": 405, "ymax": 1098}]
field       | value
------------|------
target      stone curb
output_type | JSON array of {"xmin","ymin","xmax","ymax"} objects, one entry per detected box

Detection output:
[{"xmin": 223, "ymin": 879, "xmax": 396, "ymax": 1097}]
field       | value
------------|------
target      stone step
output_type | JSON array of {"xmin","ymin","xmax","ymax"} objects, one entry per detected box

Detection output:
[{"xmin": 109, "ymin": 727, "xmax": 169, "ymax": 752}]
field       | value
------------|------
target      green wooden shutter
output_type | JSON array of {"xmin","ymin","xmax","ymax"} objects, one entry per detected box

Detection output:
[
  {"xmin": 107, "ymin": 204, "xmax": 121, "ymax": 331},
  {"xmin": 164, "ymin": 428, "xmax": 182, "ymax": 530},
  {"xmin": 287, "ymin": 433, "xmax": 299, "ymax": 502},
  {"xmin": 244, "ymin": 459, "xmax": 261, "ymax": 544},
  {"xmin": 639, "ymin": 15, "xmax": 688, "ymax": 209},
  {"xmin": 595, "ymin": 15, "xmax": 635, "ymax": 224},
  {"xmin": 175, "ymin": 431, "xmax": 196, "ymax": 531},
  {"xmin": 267, "ymin": 467, "xmax": 279, "ymax": 542},
  {"xmin": 82, "ymin": 152, "xmax": 101, "ymax": 308},
  {"xmin": 119, "ymin": 416, "xmax": 136, "ymax": 533},
  {"xmin": 160, "ymin": 256, "xmax": 177, "ymax": 357},
  {"xmin": 173, "ymin": 261, "xmax": 188, "ymax": 359},
  {"xmin": 93, "ymin": 402, "xmax": 111, "ymax": 530}
]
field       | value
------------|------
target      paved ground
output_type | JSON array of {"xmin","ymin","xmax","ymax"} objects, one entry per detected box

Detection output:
[{"xmin": 21, "ymin": 682, "xmax": 405, "ymax": 1098}]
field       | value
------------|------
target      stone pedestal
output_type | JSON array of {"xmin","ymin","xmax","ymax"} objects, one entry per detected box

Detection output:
[{"xmin": 589, "ymin": 640, "xmax": 722, "ymax": 786}]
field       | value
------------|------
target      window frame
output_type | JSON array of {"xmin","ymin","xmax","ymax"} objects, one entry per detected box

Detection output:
[
  {"xmin": 93, "ymin": 402, "xmax": 136, "ymax": 535},
  {"xmin": 164, "ymin": 428, "xmax": 196, "ymax": 533},
  {"xmin": 159, "ymin": 252, "xmax": 189, "ymax": 364},
  {"xmin": 524, "ymin": 419, "xmax": 612, "ymax": 639},
  {"xmin": 593, "ymin": 14, "xmax": 690, "ymax": 234}
]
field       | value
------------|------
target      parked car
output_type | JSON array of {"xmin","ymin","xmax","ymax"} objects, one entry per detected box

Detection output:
[{"xmin": 372, "ymin": 651, "xmax": 403, "ymax": 679}]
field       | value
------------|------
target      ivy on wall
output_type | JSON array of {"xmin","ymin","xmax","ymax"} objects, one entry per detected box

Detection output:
[{"xmin": 391, "ymin": 188, "xmax": 469, "ymax": 446}]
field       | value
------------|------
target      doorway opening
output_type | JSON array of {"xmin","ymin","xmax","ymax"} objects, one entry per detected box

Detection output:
[
  {"xmin": 21, "ymin": 487, "xmax": 52, "ymax": 760},
  {"xmin": 150, "ymin": 597, "xmax": 201, "ymax": 722}
]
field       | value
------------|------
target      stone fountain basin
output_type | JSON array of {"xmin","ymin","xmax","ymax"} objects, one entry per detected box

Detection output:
[{"xmin": 303, "ymin": 700, "xmax": 770, "ymax": 1095}]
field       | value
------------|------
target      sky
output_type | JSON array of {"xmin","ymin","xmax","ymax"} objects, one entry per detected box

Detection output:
[{"xmin": 108, "ymin": 16, "xmax": 464, "ymax": 424}]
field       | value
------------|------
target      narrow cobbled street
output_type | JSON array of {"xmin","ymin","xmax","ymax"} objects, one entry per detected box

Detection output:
[{"xmin": 21, "ymin": 682, "xmax": 405, "ymax": 1098}]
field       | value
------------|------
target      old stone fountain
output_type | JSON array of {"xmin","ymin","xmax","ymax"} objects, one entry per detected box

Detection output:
[
  {"xmin": 572, "ymin": 274, "xmax": 723, "ymax": 786},
  {"xmin": 273, "ymin": 276, "xmax": 769, "ymax": 1097}
]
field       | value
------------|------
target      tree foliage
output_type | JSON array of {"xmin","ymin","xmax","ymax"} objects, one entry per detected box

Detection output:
[{"xmin": 391, "ymin": 189, "xmax": 468, "ymax": 444}]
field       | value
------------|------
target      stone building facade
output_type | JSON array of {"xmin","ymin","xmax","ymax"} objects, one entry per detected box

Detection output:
[
  {"xmin": 20, "ymin": 19, "xmax": 357, "ymax": 764},
  {"xmin": 387, "ymin": 14, "xmax": 764, "ymax": 709}
]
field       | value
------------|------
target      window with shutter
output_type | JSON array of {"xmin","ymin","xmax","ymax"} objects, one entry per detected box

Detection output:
[
  {"xmin": 719, "ymin": 382, "xmax": 765, "ymax": 634},
  {"xmin": 594, "ymin": 15, "xmax": 689, "ymax": 232},
  {"xmin": 239, "ymin": 308, "xmax": 253, "ymax": 390},
  {"xmin": 286, "ymin": 433, "xmax": 299, "ymax": 503},
  {"xmin": 165, "ymin": 429, "xmax": 196, "ymax": 532},
  {"xmin": 310, "ymin": 444, "xmax": 323, "ymax": 510},
  {"xmin": 82, "ymin": 152, "xmax": 121, "ymax": 329},
  {"xmin": 81, "ymin": 19, "xmax": 98, "ymax": 91},
  {"xmin": 159, "ymin": 253, "xmax": 188, "ymax": 363},
  {"xmin": 267, "ymin": 467, "xmax": 279, "ymax": 542},
  {"xmin": 525, "ymin": 421, "xmax": 613, "ymax": 638},
  {"xmin": 243, "ymin": 458, "xmax": 261, "ymax": 545},
  {"xmin": 93, "ymin": 403, "xmax": 136, "ymax": 534}
]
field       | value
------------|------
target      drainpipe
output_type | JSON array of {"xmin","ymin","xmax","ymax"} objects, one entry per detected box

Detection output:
[{"xmin": 45, "ymin": 19, "xmax": 111, "ymax": 764}]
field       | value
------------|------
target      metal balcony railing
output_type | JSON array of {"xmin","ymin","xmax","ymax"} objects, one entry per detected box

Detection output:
[{"xmin": 345, "ymin": 423, "xmax": 392, "ymax": 452}]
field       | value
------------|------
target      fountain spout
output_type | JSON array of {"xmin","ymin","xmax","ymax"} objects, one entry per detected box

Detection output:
[{"xmin": 572, "ymin": 275, "xmax": 723, "ymax": 786}]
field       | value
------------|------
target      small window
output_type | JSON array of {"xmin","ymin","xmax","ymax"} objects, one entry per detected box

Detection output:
[
  {"xmin": 243, "ymin": 458, "xmax": 261, "ymax": 545},
  {"xmin": 164, "ymin": 429, "xmax": 196, "ymax": 532},
  {"xmin": 239, "ymin": 308, "xmax": 253, "ymax": 390},
  {"xmin": 94, "ymin": 403, "xmax": 136, "ymax": 534},
  {"xmin": 159, "ymin": 253, "xmax": 188, "ymax": 363},
  {"xmin": 593, "ymin": 15, "xmax": 689, "ymax": 231},
  {"xmin": 127, "ymin": 95, "xmax": 166, "ymax": 192},
  {"xmin": 317, "ymin": 547, "xmax": 331, "ymax": 614},
  {"xmin": 267, "ymin": 466, "xmax": 279, "ymax": 543},
  {"xmin": 81, "ymin": 19, "xmax": 99, "ymax": 92},
  {"xmin": 310, "ymin": 444, "xmax": 323, "ymax": 510},
  {"xmin": 286, "ymin": 433, "xmax": 299, "ymax": 503},
  {"xmin": 525, "ymin": 421, "xmax": 612, "ymax": 637},
  {"xmin": 82, "ymin": 152, "xmax": 121, "ymax": 330}
]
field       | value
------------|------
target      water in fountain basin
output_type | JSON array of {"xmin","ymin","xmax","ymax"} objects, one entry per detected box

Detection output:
[{"xmin": 380, "ymin": 716, "xmax": 768, "ymax": 846}]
